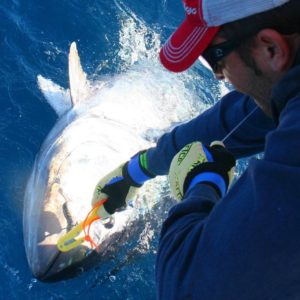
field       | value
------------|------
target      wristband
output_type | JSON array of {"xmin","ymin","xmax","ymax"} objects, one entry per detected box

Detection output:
[
  {"xmin": 185, "ymin": 172, "xmax": 226, "ymax": 197},
  {"xmin": 127, "ymin": 154, "xmax": 153, "ymax": 185}
]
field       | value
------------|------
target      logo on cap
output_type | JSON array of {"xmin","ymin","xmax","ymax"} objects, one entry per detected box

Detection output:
[{"xmin": 184, "ymin": 3, "xmax": 197, "ymax": 15}]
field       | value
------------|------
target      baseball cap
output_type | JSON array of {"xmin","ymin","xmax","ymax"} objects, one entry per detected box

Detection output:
[{"xmin": 160, "ymin": 0, "xmax": 290, "ymax": 72}]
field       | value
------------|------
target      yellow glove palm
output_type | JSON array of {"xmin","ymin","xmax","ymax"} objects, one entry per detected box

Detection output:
[{"xmin": 169, "ymin": 141, "xmax": 235, "ymax": 201}]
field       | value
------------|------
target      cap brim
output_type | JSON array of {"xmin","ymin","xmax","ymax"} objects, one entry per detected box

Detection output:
[{"xmin": 160, "ymin": 19, "xmax": 220, "ymax": 72}]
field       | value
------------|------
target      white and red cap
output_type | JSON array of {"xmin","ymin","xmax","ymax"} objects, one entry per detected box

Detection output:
[{"xmin": 160, "ymin": 0, "xmax": 290, "ymax": 72}]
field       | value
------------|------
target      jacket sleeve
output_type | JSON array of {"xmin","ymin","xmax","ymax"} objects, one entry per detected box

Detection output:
[
  {"xmin": 155, "ymin": 183, "xmax": 221, "ymax": 300},
  {"xmin": 146, "ymin": 90, "xmax": 275, "ymax": 175}
]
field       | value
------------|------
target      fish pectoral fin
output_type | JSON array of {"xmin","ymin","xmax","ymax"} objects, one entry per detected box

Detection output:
[{"xmin": 37, "ymin": 75, "xmax": 72, "ymax": 117}]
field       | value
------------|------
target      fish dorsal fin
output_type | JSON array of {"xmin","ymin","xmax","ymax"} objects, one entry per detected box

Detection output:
[{"xmin": 68, "ymin": 42, "xmax": 89, "ymax": 105}]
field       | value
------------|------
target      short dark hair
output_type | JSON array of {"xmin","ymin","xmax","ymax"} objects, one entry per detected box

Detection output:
[{"xmin": 218, "ymin": 0, "xmax": 300, "ymax": 73}]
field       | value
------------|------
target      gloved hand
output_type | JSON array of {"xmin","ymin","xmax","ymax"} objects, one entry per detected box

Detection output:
[
  {"xmin": 92, "ymin": 150, "xmax": 155, "ymax": 219},
  {"xmin": 169, "ymin": 141, "xmax": 236, "ymax": 201}
]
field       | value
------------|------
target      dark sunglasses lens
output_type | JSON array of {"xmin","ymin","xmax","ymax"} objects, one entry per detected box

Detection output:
[
  {"xmin": 202, "ymin": 50, "xmax": 215, "ymax": 70},
  {"xmin": 203, "ymin": 40, "xmax": 241, "ymax": 71}
]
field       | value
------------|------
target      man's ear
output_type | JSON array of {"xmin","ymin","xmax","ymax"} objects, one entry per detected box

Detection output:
[{"xmin": 255, "ymin": 29, "xmax": 290, "ymax": 72}]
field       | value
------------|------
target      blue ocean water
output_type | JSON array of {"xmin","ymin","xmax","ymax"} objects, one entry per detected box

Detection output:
[{"xmin": 0, "ymin": 1, "xmax": 235, "ymax": 299}]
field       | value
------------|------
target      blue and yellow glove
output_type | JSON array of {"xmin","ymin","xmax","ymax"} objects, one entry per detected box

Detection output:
[
  {"xmin": 91, "ymin": 151, "xmax": 155, "ymax": 219},
  {"xmin": 169, "ymin": 141, "xmax": 236, "ymax": 201}
]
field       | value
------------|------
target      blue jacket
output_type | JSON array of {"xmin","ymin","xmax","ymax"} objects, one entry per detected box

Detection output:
[{"xmin": 153, "ymin": 51, "xmax": 300, "ymax": 300}]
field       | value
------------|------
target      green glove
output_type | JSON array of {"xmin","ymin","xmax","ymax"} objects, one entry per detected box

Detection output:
[
  {"xmin": 169, "ymin": 141, "xmax": 236, "ymax": 201},
  {"xmin": 92, "ymin": 151, "xmax": 155, "ymax": 219}
]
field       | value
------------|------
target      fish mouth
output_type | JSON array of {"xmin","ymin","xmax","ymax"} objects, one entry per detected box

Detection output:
[
  {"xmin": 25, "ymin": 190, "xmax": 116, "ymax": 281},
  {"xmin": 27, "ymin": 201, "xmax": 88, "ymax": 281},
  {"xmin": 33, "ymin": 242, "xmax": 94, "ymax": 282},
  {"xmin": 25, "ymin": 182, "xmax": 94, "ymax": 281},
  {"xmin": 29, "ymin": 213, "xmax": 138, "ymax": 281}
]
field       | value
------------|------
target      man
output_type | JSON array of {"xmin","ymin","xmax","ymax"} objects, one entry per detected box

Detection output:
[{"xmin": 92, "ymin": 0, "xmax": 300, "ymax": 298}]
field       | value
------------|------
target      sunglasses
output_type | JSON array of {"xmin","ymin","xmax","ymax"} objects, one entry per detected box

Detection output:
[
  {"xmin": 202, "ymin": 39, "xmax": 243, "ymax": 73},
  {"xmin": 202, "ymin": 25, "xmax": 300, "ymax": 73}
]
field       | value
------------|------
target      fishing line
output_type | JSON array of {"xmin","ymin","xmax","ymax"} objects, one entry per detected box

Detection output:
[{"xmin": 221, "ymin": 106, "xmax": 259, "ymax": 143}]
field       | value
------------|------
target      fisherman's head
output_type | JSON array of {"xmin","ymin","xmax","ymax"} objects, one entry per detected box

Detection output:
[{"xmin": 160, "ymin": 0, "xmax": 300, "ymax": 116}]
